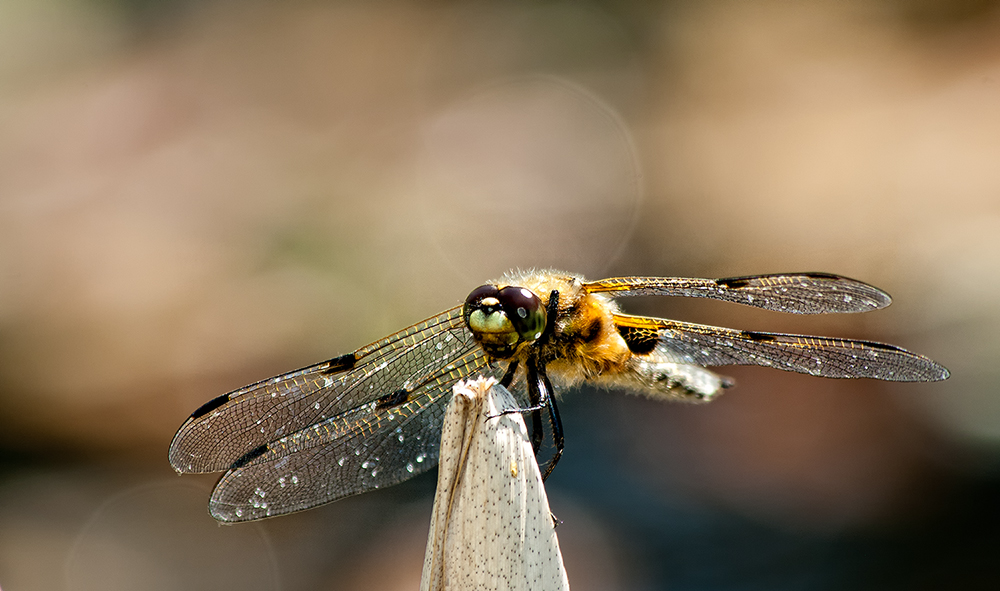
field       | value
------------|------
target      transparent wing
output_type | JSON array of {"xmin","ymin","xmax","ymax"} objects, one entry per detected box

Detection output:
[
  {"xmin": 586, "ymin": 273, "xmax": 891, "ymax": 314},
  {"xmin": 169, "ymin": 306, "xmax": 481, "ymax": 475},
  {"xmin": 614, "ymin": 314, "xmax": 950, "ymax": 382},
  {"xmin": 206, "ymin": 345, "xmax": 500, "ymax": 522}
]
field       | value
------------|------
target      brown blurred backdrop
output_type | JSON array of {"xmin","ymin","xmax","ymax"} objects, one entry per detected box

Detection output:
[{"xmin": 1, "ymin": 1, "xmax": 998, "ymax": 590}]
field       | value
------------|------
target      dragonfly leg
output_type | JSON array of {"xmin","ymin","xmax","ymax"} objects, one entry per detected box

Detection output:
[
  {"xmin": 537, "ymin": 364, "xmax": 563, "ymax": 482},
  {"xmin": 525, "ymin": 360, "xmax": 546, "ymax": 455}
]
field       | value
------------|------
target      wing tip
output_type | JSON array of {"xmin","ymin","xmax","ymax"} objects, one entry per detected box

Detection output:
[
  {"xmin": 928, "ymin": 363, "xmax": 950, "ymax": 381},
  {"xmin": 863, "ymin": 286, "xmax": 892, "ymax": 310},
  {"xmin": 809, "ymin": 272, "xmax": 893, "ymax": 311},
  {"xmin": 209, "ymin": 501, "xmax": 244, "ymax": 524},
  {"xmin": 166, "ymin": 452, "xmax": 201, "ymax": 475},
  {"xmin": 795, "ymin": 272, "xmax": 895, "ymax": 313}
]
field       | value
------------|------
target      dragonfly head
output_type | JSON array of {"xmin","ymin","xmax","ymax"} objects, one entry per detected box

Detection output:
[{"xmin": 463, "ymin": 284, "xmax": 547, "ymax": 359}]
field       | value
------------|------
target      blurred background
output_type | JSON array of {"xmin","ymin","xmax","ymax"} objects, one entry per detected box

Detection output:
[{"xmin": 1, "ymin": 0, "xmax": 998, "ymax": 589}]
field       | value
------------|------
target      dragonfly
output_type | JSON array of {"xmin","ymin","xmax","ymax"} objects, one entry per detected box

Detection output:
[{"xmin": 169, "ymin": 269, "xmax": 949, "ymax": 522}]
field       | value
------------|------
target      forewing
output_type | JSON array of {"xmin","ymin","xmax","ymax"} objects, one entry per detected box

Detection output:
[
  {"xmin": 614, "ymin": 314, "xmax": 949, "ymax": 382},
  {"xmin": 169, "ymin": 306, "xmax": 478, "ymax": 474},
  {"xmin": 206, "ymin": 346, "xmax": 499, "ymax": 522},
  {"xmin": 586, "ymin": 273, "xmax": 891, "ymax": 314}
]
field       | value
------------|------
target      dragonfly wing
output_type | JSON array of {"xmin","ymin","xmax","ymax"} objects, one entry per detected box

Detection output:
[
  {"xmin": 169, "ymin": 306, "xmax": 478, "ymax": 474},
  {"xmin": 586, "ymin": 273, "xmax": 891, "ymax": 314},
  {"xmin": 614, "ymin": 314, "xmax": 949, "ymax": 382},
  {"xmin": 206, "ymin": 346, "xmax": 499, "ymax": 522}
]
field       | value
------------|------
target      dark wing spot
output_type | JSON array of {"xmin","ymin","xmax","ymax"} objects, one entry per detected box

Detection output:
[
  {"xmin": 231, "ymin": 444, "xmax": 269, "ymax": 469},
  {"xmin": 854, "ymin": 339, "xmax": 904, "ymax": 352},
  {"xmin": 618, "ymin": 325, "xmax": 659, "ymax": 355},
  {"xmin": 321, "ymin": 353, "xmax": 357, "ymax": 375},
  {"xmin": 190, "ymin": 394, "xmax": 230, "ymax": 419},
  {"xmin": 743, "ymin": 331, "xmax": 777, "ymax": 342},
  {"xmin": 375, "ymin": 388, "xmax": 409, "ymax": 409},
  {"xmin": 715, "ymin": 277, "xmax": 750, "ymax": 289}
]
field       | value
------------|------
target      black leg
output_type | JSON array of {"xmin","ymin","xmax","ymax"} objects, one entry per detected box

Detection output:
[
  {"xmin": 525, "ymin": 360, "xmax": 545, "ymax": 456},
  {"xmin": 538, "ymin": 366, "xmax": 563, "ymax": 482}
]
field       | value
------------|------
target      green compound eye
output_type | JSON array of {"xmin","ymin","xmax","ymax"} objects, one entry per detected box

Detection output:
[
  {"xmin": 496, "ymin": 286, "xmax": 546, "ymax": 342},
  {"xmin": 463, "ymin": 284, "xmax": 547, "ymax": 358}
]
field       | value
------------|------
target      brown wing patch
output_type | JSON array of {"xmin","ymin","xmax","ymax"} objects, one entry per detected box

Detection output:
[{"xmin": 614, "ymin": 316, "xmax": 661, "ymax": 355}]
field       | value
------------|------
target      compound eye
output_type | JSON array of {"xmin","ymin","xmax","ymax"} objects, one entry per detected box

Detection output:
[
  {"xmin": 497, "ymin": 286, "xmax": 546, "ymax": 342},
  {"xmin": 463, "ymin": 284, "xmax": 504, "ymax": 333},
  {"xmin": 464, "ymin": 284, "xmax": 501, "ymax": 325},
  {"xmin": 464, "ymin": 284, "xmax": 500, "ymax": 309}
]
